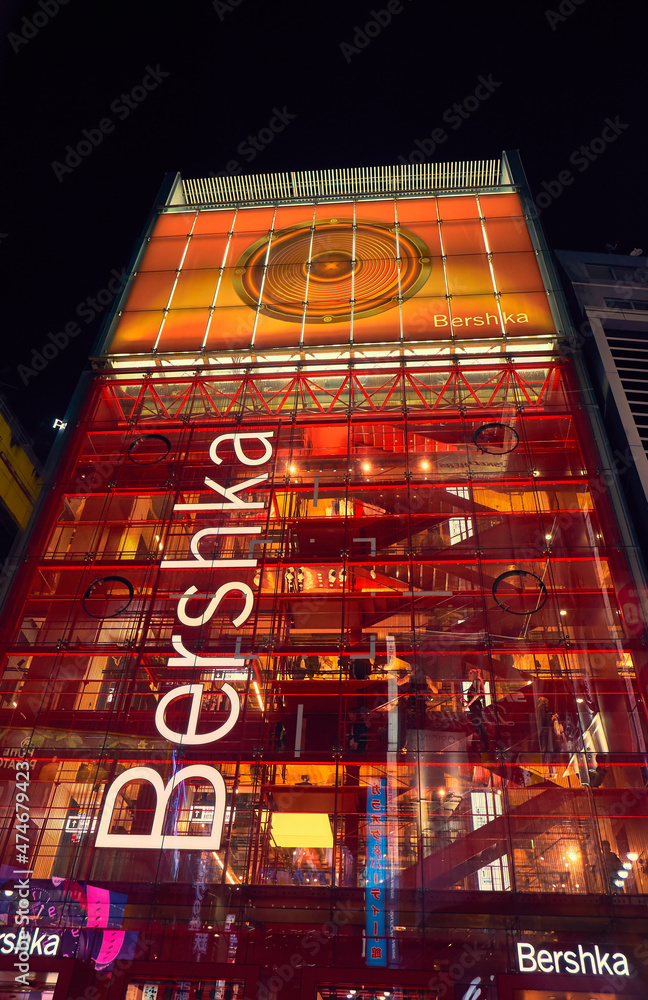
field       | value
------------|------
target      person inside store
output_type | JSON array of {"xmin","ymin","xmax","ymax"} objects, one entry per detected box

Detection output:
[
  {"xmin": 348, "ymin": 709, "xmax": 369, "ymax": 751},
  {"xmin": 601, "ymin": 839, "xmax": 623, "ymax": 891},
  {"xmin": 464, "ymin": 667, "xmax": 489, "ymax": 750},
  {"xmin": 536, "ymin": 695, "xmax": 554, "ymax": 755}
]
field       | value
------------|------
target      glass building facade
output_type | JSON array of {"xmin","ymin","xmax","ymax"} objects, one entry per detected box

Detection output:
[{"xmin": 2, "ymin": 154, "xmax": 648, "ymax": 1000}]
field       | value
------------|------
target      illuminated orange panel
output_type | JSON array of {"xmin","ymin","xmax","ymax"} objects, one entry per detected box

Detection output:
[
  {"xmin": 126, "ymin": 271, "xmax": 176, "ymax": 311},
  {"xmin": 192, "ymin": 209, "xmax": 236, "ymax": 235},
  {"xmin": 273, "ymin": 204, "xmax": 315, "ymax": 230},
  {"xmin": 352, "ymin": 306, "xmax": 401, "ymax": 344},
  {"xmin": 183, "ymin": 234, "xmax": 232, "ymax": 269},
  {"xmin": 234, "ymin": 206, "xmax": 275, "ymax": 232},
  {"xmin": 155, "ymin": 309, "xmax": 210, "ymax": 351},
  {"xmin": 139, "ymin": 237, "xmax": 186, "ymax": 271},
  {"xmin": 253, "ymin": 312, "xmax": 301, "ymax": 349},
  {"xmin": 437, "ymin": 195, "xmax": 481, "ymax": 220},
  {"xmin": 402, "ymin": 295, "xmax": 450, "ymax": 337},
  {"xmin": 218, "ymin": 266, "xmax": 256, "ymax": 309},
  {"xmin": 313, "ymin": 201, "xmax": 355, "ymax": 222},
  {"xmin": 302, "ymin": 315, "xmax": 350, "ymax": 346},
  {"xmin": 352, "ymin": 199, "xmax": 397, "ymax": 224},
  {"xmin": 171, "ymin": 269, "xmax": 221, "ymax": 308},
  {"xmin": 398, "ymin": 219, "xmax": 441, "ymax": 258},
  {"xmin": 479, "ymin": 192, "xmax": 525, "ymax": 217},
  {"xmin": 499, "ymin": 291, "xmax": 556, "ymax": 335},
  {"xmin": 484, "ymin": 217, "xmax": 534, "ymax": 252},
  {"xmin": 440, "ymin": 220, "xmax": 485, "ymax": 255},
  {"xmin": 396, "ymin": 197, "xmax": 438, "ymax": 223},
  {"xmin": 153, "ymin": 212, "xmax": 195, "ymax": 237},
  {"xmin": 228, "ymin": 229, "xmax": 272, "ymax": 267},
  {"xmin": 446, "ymin": 254, "xmax": 493, "ymax": 295},
  {"xmin": 205, "ymin": 305, "xmax": 255, "ymax": 351},
  {"xmin": 450, "ymin": 294, "xmax": 502, "ymax": 337},
  {"xmin": 491, "ymin": 252, "xmax": 546, "ymax": 293},
  {"xmin": 106, "ymin": 192, "xmax": 555, "ymax": 355},
  {"xmin": 110, "ymin": 310, "xmax": 163, "ymax": 353}
]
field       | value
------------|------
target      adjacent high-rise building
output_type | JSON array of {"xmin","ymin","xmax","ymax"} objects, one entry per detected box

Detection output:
[
  {"xmin": 0, "ymin": 395, "xmax": 42, "ymax": 566},
  {"xmin": 2, "ymin": 153, "xmax": 648, "ymax": 1000},
  {"xmin": 556, "ymin": 248, "xmax": 648, "ymax": 567}
]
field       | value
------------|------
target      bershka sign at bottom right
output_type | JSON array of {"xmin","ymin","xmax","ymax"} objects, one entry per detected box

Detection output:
[{"xmin": 517, "ymin": 941, "xmax": 631, "ymax": 977}]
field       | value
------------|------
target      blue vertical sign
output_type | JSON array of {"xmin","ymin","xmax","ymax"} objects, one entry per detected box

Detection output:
[{"xmin": 366, "ymin": 777, "xmax": 387, "ymax": 966}]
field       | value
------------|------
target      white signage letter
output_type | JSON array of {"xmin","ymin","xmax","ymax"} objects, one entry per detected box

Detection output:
[
  {"xmin": 174, "ymin": 474, "xmax": 268, "ymax": 512},
  {"xmin": 168, "ymin": 634, "xmax": 247, "ymax": 670},
  {"xmin": 517, "ymin": 943, "xmax": 537, "ymax": 972},
  {"xmin": 95, "ymin": 765, "xmax": 226, "ymax": 850},
  {"xmin": 210, "ymin": 431, "xmax": 274, "ymax": 467},
  {"xmin": 177, "ymin": 582, "xmax": 254, "ymax": 628},
  {"xmin": 161, "ymin": 526, "xmax": 261, "ymax": 570},
  {"xmin": 155, "ymin": 683, "xmax": 240, "ymax": 745}
]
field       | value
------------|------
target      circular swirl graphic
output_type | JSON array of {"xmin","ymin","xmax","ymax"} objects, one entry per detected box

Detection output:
[
  {"xmin": 127, "ymin": 434, "xmax": 171, "ymax": 464},
  {"xmin": 492, "ymin": 570, "xmax": 547, "ymax": 616},
  {"xmin": 82, "ymin": 576, "xmax": 135, "ymax": 619},
  {"xmin": 233, "ymin": 219, "xmax": 431, "ymax": 323},
  {"xmin": 473, "ymin": 423, "xmax": 520, "ymax": 455}
]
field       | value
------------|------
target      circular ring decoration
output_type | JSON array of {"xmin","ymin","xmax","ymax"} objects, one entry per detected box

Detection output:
[
  {"xmin": 473, "ymin": 423, "xmax": 520, "ymax": 455},
  {"xmin": 82, "ymin": 576, "xmax": 135, "ymax": 619},
  {"xmin": 127, "ymin": 434, "xmax": 171, "ymax": 465},
  {"xmin": 492, "ymin": 570, "xmax": 547, "ymax": 616},
  {"xmin": 233, "ymin": 219, "xmax": 431, "ymax": 324}
]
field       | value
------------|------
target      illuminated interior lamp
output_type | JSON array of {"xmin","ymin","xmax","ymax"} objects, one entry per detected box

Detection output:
[
  {"xmin": 622, "ymin": 862, "xmax": 633, "ymax": 870},
  {"xmin": 614, "ymin": 879, "xmax": 625, "ymax": 888},
  {"xmin": 289, "ymin": 464, "xmax": 297, "ymax": 474},
  {"xmin": 617, "ymin": 870, "xmax": 629, "ymax": 879},
  {"xmin": 421, "ymin": 460, "xmax": 430, "ymax": 470},
  {"xmin": 559, "ymin": 610, "xmax": 567, "ymax": 616},
  {"xmin": 362, "ymin": 462, "xmax": 371, "ymax": 472},
  {"xmin": 627, "ymin": 852, "xmax": 639, "ymax": 861},
  {"xmin": 576, "ymin": 697, "xmax": 584, "ymax": 703},
  {"xmin": 270, "ymin": 812, "xmax": 333, "ymax": 848}
]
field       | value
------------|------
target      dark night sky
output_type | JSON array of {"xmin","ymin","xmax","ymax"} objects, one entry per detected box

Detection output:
[{"xmin": 0, "ymin": 0, "xmax": 645, "ymax": 461}]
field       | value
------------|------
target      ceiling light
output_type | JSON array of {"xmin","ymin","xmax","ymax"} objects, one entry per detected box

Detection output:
[
  {"xmin": 627, "ymin": 852, "xmax": 639, "ymax": 861},
  {"xmin": 623, "ymin": 862, "xmax": 633, "ymax": 870},
  {"xmin": 617, "ymin": 870, "xmax": 629, "ymax": 879}
]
